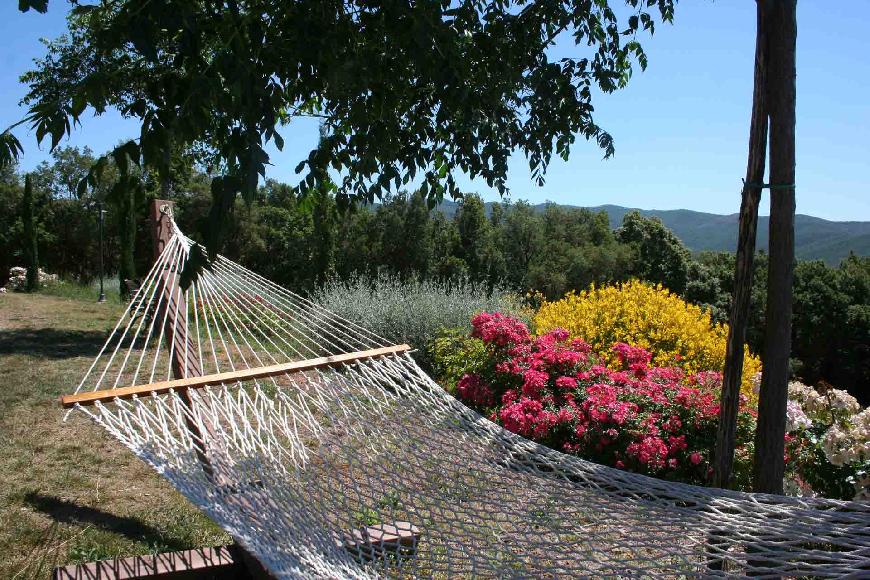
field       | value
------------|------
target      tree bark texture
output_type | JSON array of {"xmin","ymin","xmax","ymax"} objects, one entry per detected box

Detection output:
[
  {"xmin": 754, "ymin": 0, "xmax": 797, "ymax": 495},
  {"xmin": 713, "ymin": 1, "xmax": 768, "ymax": 489}
]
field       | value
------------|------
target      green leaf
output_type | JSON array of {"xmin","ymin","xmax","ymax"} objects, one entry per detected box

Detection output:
[
  {"xmin": 70, "ymin": 5, "xmax": 97, "ymax": 17},
  {"xmin": 76, "ymin": 175, "xmax": 90, "ymax": 198},
  {"xmin": 18, "ymin": 0, "xmax": 48, "ymax": 13},
  {"xmin": 179, "ymin": 244, "xmax": 212, "ymax": 290},
  {"xmin": 112, "ymin": 140, "xmax": 141, "ymax": 174},
  {"xmin": 0, "ymin": 132, "xmax": 23, "ymax": 170},
  {"xmin": 112, "ymin": 147, "xmax": 129, "ymax": 175},
  {"xmin": 70, "ymin": 93, "xmax": 87, "ymax": 119},
  {"xmin": 127, "ymin": 22, "xmax": 158, "ymax": 62}
]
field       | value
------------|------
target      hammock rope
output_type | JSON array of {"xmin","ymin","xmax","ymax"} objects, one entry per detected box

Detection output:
[{"xmin": 62, "ymin": 216, "xmax": 870, "ymax": 578}]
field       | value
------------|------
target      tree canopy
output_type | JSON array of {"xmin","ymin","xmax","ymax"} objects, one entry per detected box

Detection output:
[
  {"xmin": 4, "ymin": 0, "xmax": 674, "ymax": 250},
  {"xmin": 616, "ymin": 210, "xmax": 690, "ymax": 293}
]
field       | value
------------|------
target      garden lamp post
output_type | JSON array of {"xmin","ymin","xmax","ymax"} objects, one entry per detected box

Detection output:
[{"xmin": 98, "ymin": 201, "xmax": 106, "ymax": 303}]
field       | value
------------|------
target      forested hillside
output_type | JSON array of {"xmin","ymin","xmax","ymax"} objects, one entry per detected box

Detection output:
[{"xmin": 436, "ymin": 201, "xmax": 870, "ymax": 264}]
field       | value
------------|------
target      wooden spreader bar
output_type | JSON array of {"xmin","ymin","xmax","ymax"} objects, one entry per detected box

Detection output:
[{"xmin": 61, "ymin": 344, "xmax": 411, "ymax": 408}]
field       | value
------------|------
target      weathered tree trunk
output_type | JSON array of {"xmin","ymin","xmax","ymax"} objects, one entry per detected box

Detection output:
[
  {"xmin": 22, "ymin": 173, "xmax": 40, "ymax": 292},
  {"xmin": 713, "ymin": 1, "xmax": 769, "ymax": 489},
  {"xmin": 754, "ymin": 0, "xmax": 797, "ymax": 495}
]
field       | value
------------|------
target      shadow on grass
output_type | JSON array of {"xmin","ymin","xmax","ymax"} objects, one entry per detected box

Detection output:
[
  {"xmin": 0, "ymin": 328, "xmax": 108, "ymax": 359},
  {"xmin": 23, "ymin": 492, "xmax": 189, "ymax": 552}
]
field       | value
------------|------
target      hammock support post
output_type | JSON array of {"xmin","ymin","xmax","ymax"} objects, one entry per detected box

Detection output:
[
  {"xmin": 148, "ymin": 199, "xmax": 214, "ymax": 479},
  {"xmin": 149, "ymin": 200, "xmax": 279, "ymax": 580}
]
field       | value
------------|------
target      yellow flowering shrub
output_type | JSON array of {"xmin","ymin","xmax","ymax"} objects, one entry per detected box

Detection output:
[{"xmin": 533, "ymin": 280, "xmax": 761, "ymax": 401}]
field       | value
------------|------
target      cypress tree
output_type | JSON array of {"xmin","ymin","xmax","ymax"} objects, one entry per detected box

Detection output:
[
  {"xmin": 116, "ymin": 178, "xmax": 137, "ymax": 300},
  {"xmin": 22, "ymin": 173, "xmax": 39, "ymax": 292}
]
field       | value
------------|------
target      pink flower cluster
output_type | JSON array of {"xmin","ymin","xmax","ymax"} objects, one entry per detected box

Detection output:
[
  {"xmin": 456, "ymin": 313, "xmax": 756, "ymax": 485},
  {"xmin": 456, "ymin": 373, "xmax": 495, "ymax": 407},
  {"xmin": 470, "ymin": 312, "xmax": 531, "ymax": 346}
]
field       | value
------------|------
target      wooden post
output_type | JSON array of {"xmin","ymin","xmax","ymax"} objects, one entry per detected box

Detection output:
[
  {"xmin": 708, "ymin": 3, "xmax": 770, "ymax": 572},
  {"xmin": 149, "ymin": 199, "xmax": 214, "ymax": 479},
  {"xmin": 754, "ymin": 0, "xmax": 797, "ymax": 496},
  {"xmin": 713, "ymin": 0, "xmax": 769, "ymax": 491}
]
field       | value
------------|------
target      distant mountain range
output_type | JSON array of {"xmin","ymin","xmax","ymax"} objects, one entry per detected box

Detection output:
[{"xmin": 434, "ymin": 201, "xmax": 870, "ymax": 265}]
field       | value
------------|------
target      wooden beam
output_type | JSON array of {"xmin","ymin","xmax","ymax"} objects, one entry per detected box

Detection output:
[
  {"xmin": 61, "ymin": 344, "xmax": 411, "ymax": 408},
  {"xmin": 52, "ymin": 545, "xmax": 243, "ymax": 580},
  {"xmin": 51, "ymin": 520, "xmax": 422, "ymax": 579},
  {"xmin": 336, "ymin": 521, "xmax": 422, "ymax": 562}
]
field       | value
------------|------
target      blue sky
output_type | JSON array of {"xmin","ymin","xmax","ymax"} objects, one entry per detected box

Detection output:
[{"xmin": 1, "ymin": 2, "xmax": 868, "ymax": 221}]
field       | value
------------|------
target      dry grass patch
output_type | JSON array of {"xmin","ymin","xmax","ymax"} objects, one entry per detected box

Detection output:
[{"xmin": 0, "ymin": 292, "xmax": 229, "ymax": 579}]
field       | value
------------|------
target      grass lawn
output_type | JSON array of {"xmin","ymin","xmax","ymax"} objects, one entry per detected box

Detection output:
[{"xmin": 0, "ymin": 291, "xmax": 230, "ymax": 579}]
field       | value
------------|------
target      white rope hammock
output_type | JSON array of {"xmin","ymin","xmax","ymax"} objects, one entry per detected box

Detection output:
[{"xmin": 63, "ymin": 217, "xmax": 870, "ymax": 578}]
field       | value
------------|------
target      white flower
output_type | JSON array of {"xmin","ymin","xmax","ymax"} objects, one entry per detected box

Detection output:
[
  {"xmin": 821, "ymin": 409, "xmax": 870, "ymax": 467},
  {"xmin": 822, "ymin": 426, "xmax": 851, "ymax": 466},
  {"xmin": 827, "ymin": 388, "xmax": 861, "ymax": 415},
  {"xmin": 5, "ymin": 266, "xmax": 58, "ymax": 291},
  {"xmin": 788, "ymin": 381, "xmax": 827, "ymax": 421},
  {"xmin": 852, "ymin": 409, "xmax": 870, "ymax": 454},
  {"xmin": 786, "ymin": 400, "xmax": 812, "ymax": 432},
  {"xmin": 853, "ymin": 470, "xmax": 870, "ymax": 501}
]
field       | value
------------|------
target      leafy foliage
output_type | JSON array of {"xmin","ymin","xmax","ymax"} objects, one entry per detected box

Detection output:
[
  {"xmin": 8, "ymin": 0, "xmax": 675, "ymax": 251},
  {"xmin": 311, "ymin": 273, "xmax": 525, "ymax": 370},
  {"xmin": 18, "ymin": 0, "xmax": 48, "ymax": 14},
  {"xmin": 616, "ymin": 210, "xmax": 690, "ymax": 293},
  {"xmin": 525, "ymin": 203, "xmax": 634, "ymax": 296},
  {"xmin": 429, "ymin": 328, "xmax": 490, "ymax": 389},
  {"xmin": 791, "ymin": 256, "xmax": 870, "ymax": 403},
  {"xmin": 0, "ymin": 163, "xmax": 24, "ymax": 284},
  {"xmin": 0, "ymin": 132, "xmax": 24, "ymax": 170},
  {"xmin": 681, "ymin": 250, "xmax": 870, "ymax": 404}
]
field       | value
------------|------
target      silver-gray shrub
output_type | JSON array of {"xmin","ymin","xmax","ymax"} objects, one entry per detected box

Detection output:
[{"xmin": 311, "ymin": 273, "xmax": 526, "ymax": 365}]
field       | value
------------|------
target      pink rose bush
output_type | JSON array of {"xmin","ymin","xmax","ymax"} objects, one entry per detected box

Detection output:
[{"xmin": 455, "ymin": 313, "xmax": 757, "ymax": 487}]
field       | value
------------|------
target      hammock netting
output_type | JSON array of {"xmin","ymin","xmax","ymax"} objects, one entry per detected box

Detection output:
[{"xmin": 65, "ymin": 219, "xmax": 870, "ymax": 578}]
